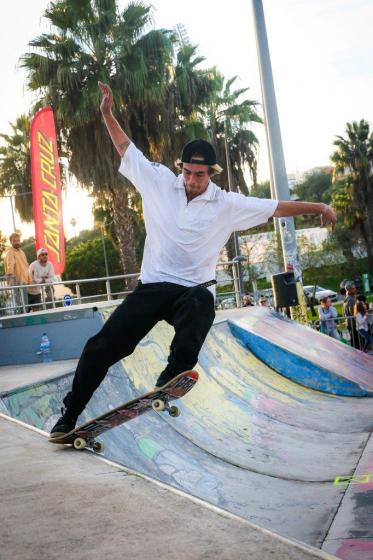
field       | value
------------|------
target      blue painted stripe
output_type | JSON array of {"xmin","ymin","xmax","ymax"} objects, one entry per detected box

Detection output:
[{"xmin": 228, "ymin": 321, "xmax": 373, "ymax": 397}]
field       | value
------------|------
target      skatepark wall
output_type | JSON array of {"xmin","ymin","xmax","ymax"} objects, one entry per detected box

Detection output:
[{"xmin": 0, "ymin": 306, "xmax": 103, "ymax": 366}]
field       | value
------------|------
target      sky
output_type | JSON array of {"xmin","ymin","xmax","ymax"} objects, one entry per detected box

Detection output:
[{"xmin": 1, "ymin": 0, "xmax": 373, "ymax": 239}]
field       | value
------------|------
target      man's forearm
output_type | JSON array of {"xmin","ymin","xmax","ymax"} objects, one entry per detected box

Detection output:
[
  {"xmin": 273, "ymin": 201, "xmax": 324, "ymax": 217},
  {"xmin": 273, "ymin": 200, "xmax": 337, "ymax": 228},
  {"xmin": 101, "ymin": 111, "xmax": 131, "ymax": 157}
]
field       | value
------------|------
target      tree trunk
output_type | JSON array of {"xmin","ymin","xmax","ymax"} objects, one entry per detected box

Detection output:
[
  {"xmin": 365, "ymin": 200, "xmax": 373, "ymax": 275},
  {"xmin": 109, "ymin": 182, "xmax": 138, "ymax": 290}
]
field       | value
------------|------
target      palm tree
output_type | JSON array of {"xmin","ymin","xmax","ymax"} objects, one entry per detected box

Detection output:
[
  {"xmin": 204, "ymin": 69, "xmax": 262, "ymax": 195},
  {"xmin": 158, "ymin": 42, "xmax": 216, "ymax": 167},
  {"xmin": 21, "ymin": 0, "xmax": 176, "ymax": 282},
  {"xmin": 0, "ymin": 115, "xmax": 33, "ymax": 222},
  {"xmin": 21, "ymin": 1, "xmax": 219, "ymax": 282},
  {"xmin": 331, "ymin": 119, "xmax": 373, "ymax": 274}
]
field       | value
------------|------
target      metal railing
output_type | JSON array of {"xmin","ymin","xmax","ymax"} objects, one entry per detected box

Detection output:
[
  {"xmin": 0, "ymin": 260, "xmax": 246, "ymax": 317},
  {"xmin": 309, "ymin": 314, "xmax": 373, "ymax": 351}
]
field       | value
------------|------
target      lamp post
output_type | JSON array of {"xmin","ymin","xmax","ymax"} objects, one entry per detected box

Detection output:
[
  {"xmin": 250, "ymin": 0, "xmax": 308, "ymax": 323},
  {"xmin": 224, "ymin": 119, "xmax": 245, "ymax": 299},
  {"xmin": 251, "ymin": 0, "xmax": 301, "ymax": 279},
  {"xmin": 100, "ymin": 225, "xmax": 109, "ymax": 278}
]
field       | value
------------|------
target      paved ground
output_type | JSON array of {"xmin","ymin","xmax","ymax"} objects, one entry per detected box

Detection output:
[
  {"xmin": 0, "ymin": 359, "xmax": 77, "ymax": 393},
  {"xmin": 0, "ymin": 416, "xmax": 335, "ymax": 560}
]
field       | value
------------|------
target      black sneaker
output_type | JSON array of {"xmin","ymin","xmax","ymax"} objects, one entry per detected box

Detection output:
[
  {"xmin": 50, "ymin": 410, "xmax": 78, "ymax": 438},
  {"xmin": 155, "ymin": 369, "xmax": 178, "ymax": 388},
  {"xmin": 50, "ymin": 392, "xmax": 79, "ymax": 438}
]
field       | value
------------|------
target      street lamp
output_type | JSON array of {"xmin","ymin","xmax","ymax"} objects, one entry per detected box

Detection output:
[{"xmin": 224, "ymin": 119, "xmax": 245, "ymax": 298}]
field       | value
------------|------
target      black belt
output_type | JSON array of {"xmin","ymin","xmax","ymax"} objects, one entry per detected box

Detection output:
[{"xmin": 198, "ymin": 279, "xmax": 217, "ymax": 289}]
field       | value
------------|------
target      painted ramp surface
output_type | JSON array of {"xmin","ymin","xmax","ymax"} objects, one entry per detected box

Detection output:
[
  {"xmin": 1, "ymin": 306, "xmax": 373, "ymax": 559},
  {"xmin": 229, "ymin": 307, "xmax": 373, "ymax": 396}
]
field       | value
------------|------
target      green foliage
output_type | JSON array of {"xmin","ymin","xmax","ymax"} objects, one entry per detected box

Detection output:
[
  {"xmin": 62, "ymin": 236, "xmax": 124, "ymax": 297},
  {"xmin": 302, "ymin": 258, "xmax": 370, "ymax": 292},
  {"xmin": 0, "ymin": 115, "xmax": 33, "ymax": 222},
  {"xmin": 331, "ymin": 119, "xmax": 373, "ymax": 274},
  {"xmin": 293, "ymin": 170, "xmax": 333, "ymax": 204},
  {"xmin": 0, "ymin": 230, "xmax": 7, "ymax": 275},
  {"xmin": 21, "ymin": 236, "xmax": 37, "ymax": 265},
  {"xmin": 250, "ymin": 180, "xmax": 271, "ymax": 199},
  {"xmin": 203, "ymin": 68, "xmax": 262, "ymax": 194},
  {"xmin": 0, "ymin": 230, "xmax": 7, "ymax": 257},
  {"xmin": 66, "ymin": 229, "xmax": 99, "ymax": 251},
  {"xmin": 292, "ymin": 170, "xmax": 333, "ymax": 229}
]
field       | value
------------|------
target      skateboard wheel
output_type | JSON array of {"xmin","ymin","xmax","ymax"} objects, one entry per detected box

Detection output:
[
  {"xmin": 73, "ymin": 437, "xmax": 87, "ymax": 450},
  {"xmin": 169, "ymin": 406, "xmax": 180, "ymax": 418},
  {"xmin": 92, "ymin": 441, "xmax": 105, "ymax": 453},
  {"xmin": 152, "ymin": 399, "xmax": 166, "ymax": 412}
]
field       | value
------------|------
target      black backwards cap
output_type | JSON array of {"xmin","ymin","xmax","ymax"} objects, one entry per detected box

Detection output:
[{"xmin": 175, "ymin": 138, "xmax": 223, "ymax": 175}]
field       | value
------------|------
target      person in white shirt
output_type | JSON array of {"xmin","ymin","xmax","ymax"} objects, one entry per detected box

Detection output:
[
  {"xmin": 50, "ymin": 81, "xmax": 337, "ymax": 437},
  {"xmin": 355, "ymin": 300, "xmax": 373, "ymax": 352},
  {"xmin": 28, "ymin": 248, "xmax": 55, "ymax": 311}
]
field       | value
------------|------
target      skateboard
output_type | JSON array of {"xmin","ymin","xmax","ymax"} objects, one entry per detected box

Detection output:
[{"xmin": 48, "ymin": 370, "xmax": 198, "ymax": 452}]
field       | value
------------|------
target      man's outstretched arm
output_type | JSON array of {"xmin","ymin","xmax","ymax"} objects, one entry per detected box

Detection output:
[
  {"xmin": 273, "ymin": 201, "xmax": 337, "ymax": 228},
  {"xmin": 98, "ymin": 81, "xmax": 131, "ymax": 157}
]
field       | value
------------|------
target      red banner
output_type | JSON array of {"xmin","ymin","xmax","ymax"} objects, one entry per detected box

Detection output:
[{"xmin": 30, "ymin": 107, "xmax": 65, "ymax": 274}]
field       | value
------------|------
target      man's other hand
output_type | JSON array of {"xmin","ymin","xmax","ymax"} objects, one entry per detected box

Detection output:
[
  {"xmin": 98, "ymin": 81, "xmax": 113, "ymax": 115},
  {"xmin": 320, "ymin": 204, "xmax": 337, "ymax": 229}
]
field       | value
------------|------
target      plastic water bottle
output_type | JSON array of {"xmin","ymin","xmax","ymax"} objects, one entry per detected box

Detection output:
[{"xmin": 39, "ymin": 333, "xmax": 53, "ymax": 363}]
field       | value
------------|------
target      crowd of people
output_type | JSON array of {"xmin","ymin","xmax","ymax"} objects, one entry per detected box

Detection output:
[
  {"xmin": 242, "ymin": 293, "xmax": 270, "ymax": 308},
  {"xmin": 2, "ymin": 232, "xmax": 55, "ymax": 313},
  {"xmin": 317, "ymin": 280, "xmax": 373, "ymax": 352},
  {"xmin": 242, "ymin": 279, "xmax": 372, "ymax": 353}
]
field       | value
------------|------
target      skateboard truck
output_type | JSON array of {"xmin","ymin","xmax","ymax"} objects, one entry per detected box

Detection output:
[
  {"xmin": 152, "ymin": 399, "xmax": 181, "ymax": 417},
  {"xmin": 73, "ymin": 437, "xmax": 105, "ymax": 453}
]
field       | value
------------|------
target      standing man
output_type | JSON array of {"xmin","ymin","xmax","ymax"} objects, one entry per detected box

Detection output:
[
  {"xmin": 318, "ymin": 297, "xmax": 340, "ymax": 340},
  {"xmin": 343, "ymin": 281, "xmax": 360, "ymax": 349},
  {"xmin": 3, "ymin": 232, "xmax": 30, "ymax": 312},
  {"xmin": 28, "ymin": 248, "xmax": 55, "ymax": 311},
  {"xmin": 50, "ymin": 81, "xmax": 337, "ymax": 437}
]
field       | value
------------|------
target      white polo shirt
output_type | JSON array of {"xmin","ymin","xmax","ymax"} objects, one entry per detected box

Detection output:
[{"xmin": 119, "ymin": 143, "xmax": 278, "ymax": 291}]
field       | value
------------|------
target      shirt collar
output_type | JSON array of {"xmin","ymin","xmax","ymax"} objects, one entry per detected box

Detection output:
[{"xmin": 175, "ymin": 175, "xmax": 217, "ymax": 201}]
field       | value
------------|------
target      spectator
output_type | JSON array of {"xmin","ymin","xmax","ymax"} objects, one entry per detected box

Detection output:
[
  {"xmin": 339, "ymin": 279, "xmax": 348, "ymax": 297},
  {"xmin": 242, "ymin": 293, "xmax": 253, "ymax": 307},
  {"xmin": 367, "ymin": 303, "xmax": 373, "ymax": 335},
  {"xmin": 343, "ymin": 281, "xmax": 361, "ymax": 349},
  {"xmin": 28, "ymin": 248, "xmax": 55, "ymax": 311},
  {"xmin": 318, "ymin": 297, "xmax": 340, "ymax": 340},
  {"xmin": 354, "ymin": 300, "xmax": 373, "ymax": 352},
  {"xmin": 259, "ymin": 295, "xmax": 268, "ymax": 307},
  {"xmin": 3, "ymin": 232, "xmax": 30, "ymax": 312}
]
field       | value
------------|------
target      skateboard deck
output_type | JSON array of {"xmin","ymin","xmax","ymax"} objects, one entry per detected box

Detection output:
[{"xmin": 49, "ymin": 370, "xmax": 198, "ymax": 451}]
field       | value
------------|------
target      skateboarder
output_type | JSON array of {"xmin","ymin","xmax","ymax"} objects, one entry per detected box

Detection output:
[{"xmin": 50, "ymin": 81, "xmax": 337, "ymax": 437}]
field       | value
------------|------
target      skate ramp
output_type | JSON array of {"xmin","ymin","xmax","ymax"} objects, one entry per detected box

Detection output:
[
  {"xmin": 1, "ymin": 307, "xmax": 373, "ymax": 558},
  {"xmin": 228, "ymin": 307, "xmax": 373, "ymax": 396}
]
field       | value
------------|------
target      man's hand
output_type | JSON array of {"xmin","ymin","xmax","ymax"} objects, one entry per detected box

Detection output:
[
  {"xmin": 320, "ymin": 204, "xmax": 337, "ymax": 229},
  {"xmin": 98, "ymin": 81, "xmax": 131, "ymax": 156},
  {"xmin": 98, "ymin": 81, "xmax": 113, "ymax": 115},
  {"xmin": 274, "ymin": 201, "xmax": 337, "ymax": 230}
]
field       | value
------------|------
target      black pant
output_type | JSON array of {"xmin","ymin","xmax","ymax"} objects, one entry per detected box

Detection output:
[
  {"xmin": 68, "ymin": 282, "xmax": 215, "ymax": 414},
  {"xmin": 347, "ymin": 319, "xmax": 361, "ymax": 350}
]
